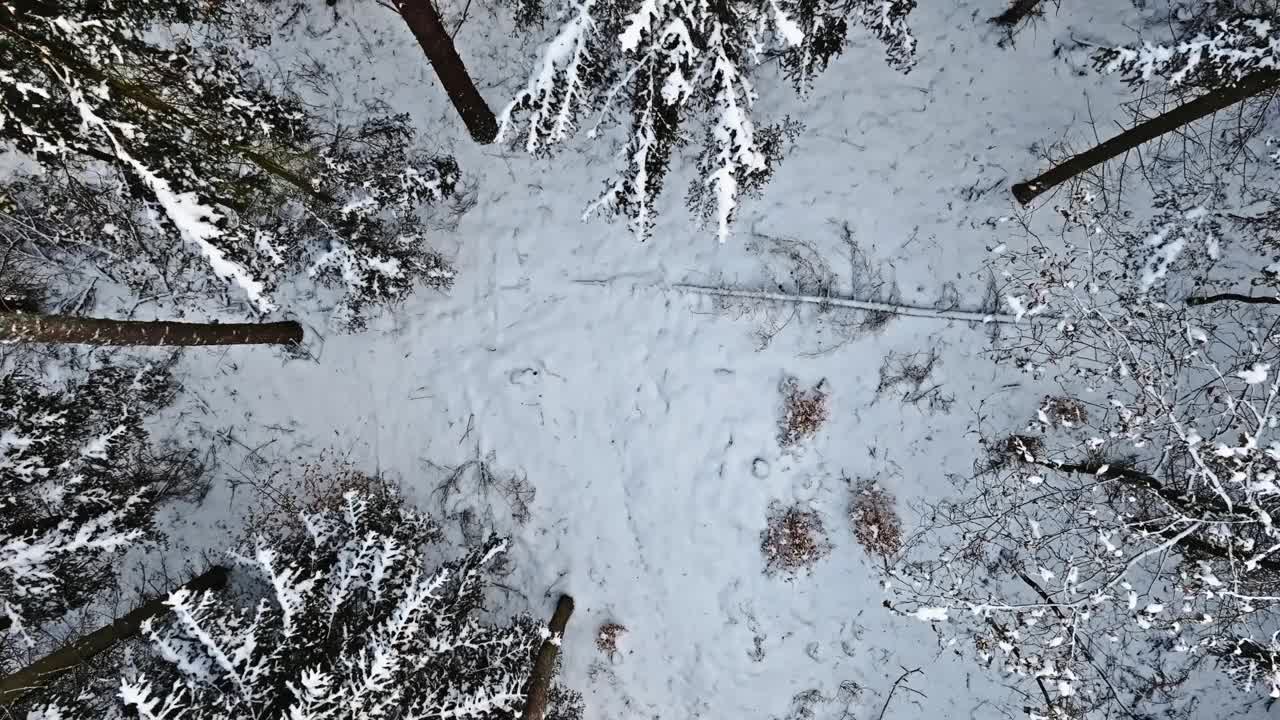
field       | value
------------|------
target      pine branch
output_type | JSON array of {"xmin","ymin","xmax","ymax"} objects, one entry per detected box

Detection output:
[
  {"xmin": 0, "ymin": 14, "xmax": 334, "ymax": 204},
  {"xmin": 672, "ymin": 283, "xmax": 1024, "ymax": 324},
  {"xmin": 0, "ymin": 566, "xmax": 229, "ymax": 706}
]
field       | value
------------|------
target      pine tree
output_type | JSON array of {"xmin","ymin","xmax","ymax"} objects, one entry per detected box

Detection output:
[
  {"xmin": 33, "ymin": 490, "xmax": 559, "ymax": 720},
  {"xmin": 1, "ymin": 566, "xmax": 229, "ymax": 707},
  {"xmin": 0, "ymin": 362, "xmax": 191, "ymax": 642},
  {"xmin": 497, "ymin": 0, "xmax": 916, "ymax": 240},
  {"xmin": 0, "ymin": 0, "xmax": 459, "ymax": 325}
]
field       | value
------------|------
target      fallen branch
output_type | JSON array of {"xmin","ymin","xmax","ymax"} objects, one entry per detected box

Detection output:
[
  {"xmin": 521, "ymin": 594, "xmax": 574, "ymax": 720},
  {"xmin": 673, "ymin": 284, "xmax": 1024, "ymax": 324}
]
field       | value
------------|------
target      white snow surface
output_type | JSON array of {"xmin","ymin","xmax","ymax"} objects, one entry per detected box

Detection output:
[{"xmin": 125, "ymin": 1, "xmax": 1265, "ymax": 719}]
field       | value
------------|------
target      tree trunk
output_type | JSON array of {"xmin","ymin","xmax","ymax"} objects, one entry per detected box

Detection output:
[
  {"xmin": 0, "ymin": 312, "xmax": 303, "ymax": 346},
  {"xmin": 0, "ymin": 565, "xmax": 228, "ymax": 706},
  {"xmin": 393, "ymin": 0, "xmax": 498, "ymax": 144},
  {"xmin": 1012, "ymin": 71, "xmax": 1280, "ymax": 205},
  {"xmin": 1186, "ymin": 292, "xmax": 1280, "ymax": 306},
  {"xmin": 521, "ymin": 594, "xmax": 574, "ymax": 720},
  {"xmin": 989, "ymin": 0, "xmax": 1043, "ymax": 28}
]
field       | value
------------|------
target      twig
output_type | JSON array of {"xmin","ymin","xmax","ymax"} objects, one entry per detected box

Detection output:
[
  {"xmin": 876, "ymin": 666, "xmax": 924, "ymax": 720},
  {"xmin": 673, "ymin": 284, "xmax": 1025, "ymax": 324}
]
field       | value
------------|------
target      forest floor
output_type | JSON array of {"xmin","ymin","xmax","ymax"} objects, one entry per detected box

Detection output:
[{"xmin": 125, "ymin": 0, "xmax": 1222, "ymax": 718}]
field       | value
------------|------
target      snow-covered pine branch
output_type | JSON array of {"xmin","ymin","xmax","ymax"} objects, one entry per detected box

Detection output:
[
  {"xmin": 35, "ymin": 489, "xmax": 578, "ymax": 720},
  {"xmin": 1, "ymin": 363, "xmax": 183, "ymax": 645},
  {"xmin": 1097, "ymin": 15, "xmax": 1280, "ymax": 88},
  {"xmin": 0, "ymin": 1, "xmax": 459, "ymax": 325},
  {"xmin": 498, "ymin": 0, "xmax": 916, "ymax": 240}
]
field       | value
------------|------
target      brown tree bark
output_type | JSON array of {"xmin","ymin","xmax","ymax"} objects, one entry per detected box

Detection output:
[
  {"xmin": 0, "ymin": 312, "xmax": 303, "ymax": 346},
  {"xmin": 1012, "ymin": 71, "xmax": 1280, "ymax": 205},
  {"xmin": 521, "ymin": 594, "xmax": 574, "ymax": 720},
  {"xmin": 393, "ymin": 0, "xmax": 499, "ymax": 144},
  {"xmin": 0, "ymin": 566, "xmax": 228, "ymax": 706}
]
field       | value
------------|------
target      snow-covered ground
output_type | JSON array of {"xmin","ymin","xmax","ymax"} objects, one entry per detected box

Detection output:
[{"xmin": 142, "ymin": 0, "xmax": 1208, "ymax": 717}]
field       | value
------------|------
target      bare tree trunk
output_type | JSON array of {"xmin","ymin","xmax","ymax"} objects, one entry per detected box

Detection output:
[
  {"xmin": 1012, "ymin": 71, "xmax": 1280, "ymax": 205},
  {"xmin": 521, "ymin": 594, "xmax": 574, "ymax": 720},
  {"xmin": 0, "ymin": 312, "xmax": 303, "ymax": 346},
  {"xmin": 393, "ymin": 0, "xmax": 498, "ymax": 144},
  {"xmin": 0, "ymin": 565, "xmax": 228, "ymax": 706}
]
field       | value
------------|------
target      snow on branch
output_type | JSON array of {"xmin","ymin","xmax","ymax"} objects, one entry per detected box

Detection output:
[
  {"xmin": 499, "ymin": 0, "xmax": 916, "ymax": 239},
  {"xmin": 1098, "ymin": 16, "xmax": 1280, "ymax": 87},
  {"xmin": 1, "ymin": 363, "xmax": 176, "ymax": 642},
  {"xmin": 34, "ymin": 489, "xmax": 571, "ymax": 720},
  {"xmin": 0, "ymin": 3, "xmax": 460, "ymax": 323}
]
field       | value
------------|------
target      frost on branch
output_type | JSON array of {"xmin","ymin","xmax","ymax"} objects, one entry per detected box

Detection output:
[
  {"xmin": 0, "ymin": 1, "xmax": 458, "ymax": 323},
  {"xmin": 41, "ymin": 490, "xmax": 559, "ymax": 720},
  {"xmin": 498, "ymin": 0, "xmax": 915, "ymax": 239},
  {"xmin": 1, "ymin": 363, "xmax": 181, "ymax": 642},
  {"xmin": 1097, "ymin": 16, "xmax": 1280, "ymax": 88}
]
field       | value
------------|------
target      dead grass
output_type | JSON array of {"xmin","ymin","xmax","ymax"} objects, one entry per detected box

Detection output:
[
  {"xmin": 596, "ymin": 623, "xmax": 627, "ymax": 657},
  {"xmin": 239, "ymin": 450, "xmax": 414, "ymax": 548},
  {"xmin": 778, "ymin": 377, "xmax": 829, "ymax": 448},
  {"xmin": 848, "ymin": 478, "xmax": 903, "ymax": 559},
  {"xmin": 874, "ymin": 349, "xmax": 953, "ymax": 414},
  {"xmin": 987, "ymin": 433, "xmax": 1045, "ymax": 468},
  {"xmin": 761, "ymin": 502, "xmax": 832, "ymax": 576},
  {"xmin": 1040, "ymin": 395, "xmax": 1088, "ymax": 427}
]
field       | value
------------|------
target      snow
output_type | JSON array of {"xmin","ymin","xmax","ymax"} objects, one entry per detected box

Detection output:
[
  {"xmin": 1240, "ymin": 364, "xmax": 1271, "ymax": 385},
  {"xmin": 770, "ymin": 1, "xmax": 806, "ymax": 47},
  {"xmin": 162, "ymin": 0, "xmax": 1088, "ymax": 702},
  {"xmin": 911, "ymin": 607, "xmax": 949, "ymax": 623},
  {"xmin": 147, "ymin": 0, "xmax": 1174, "ymax": 711},
  {"xmin": 23, "ymin": 0, "xmax": 1266, "ymax": 717}
]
